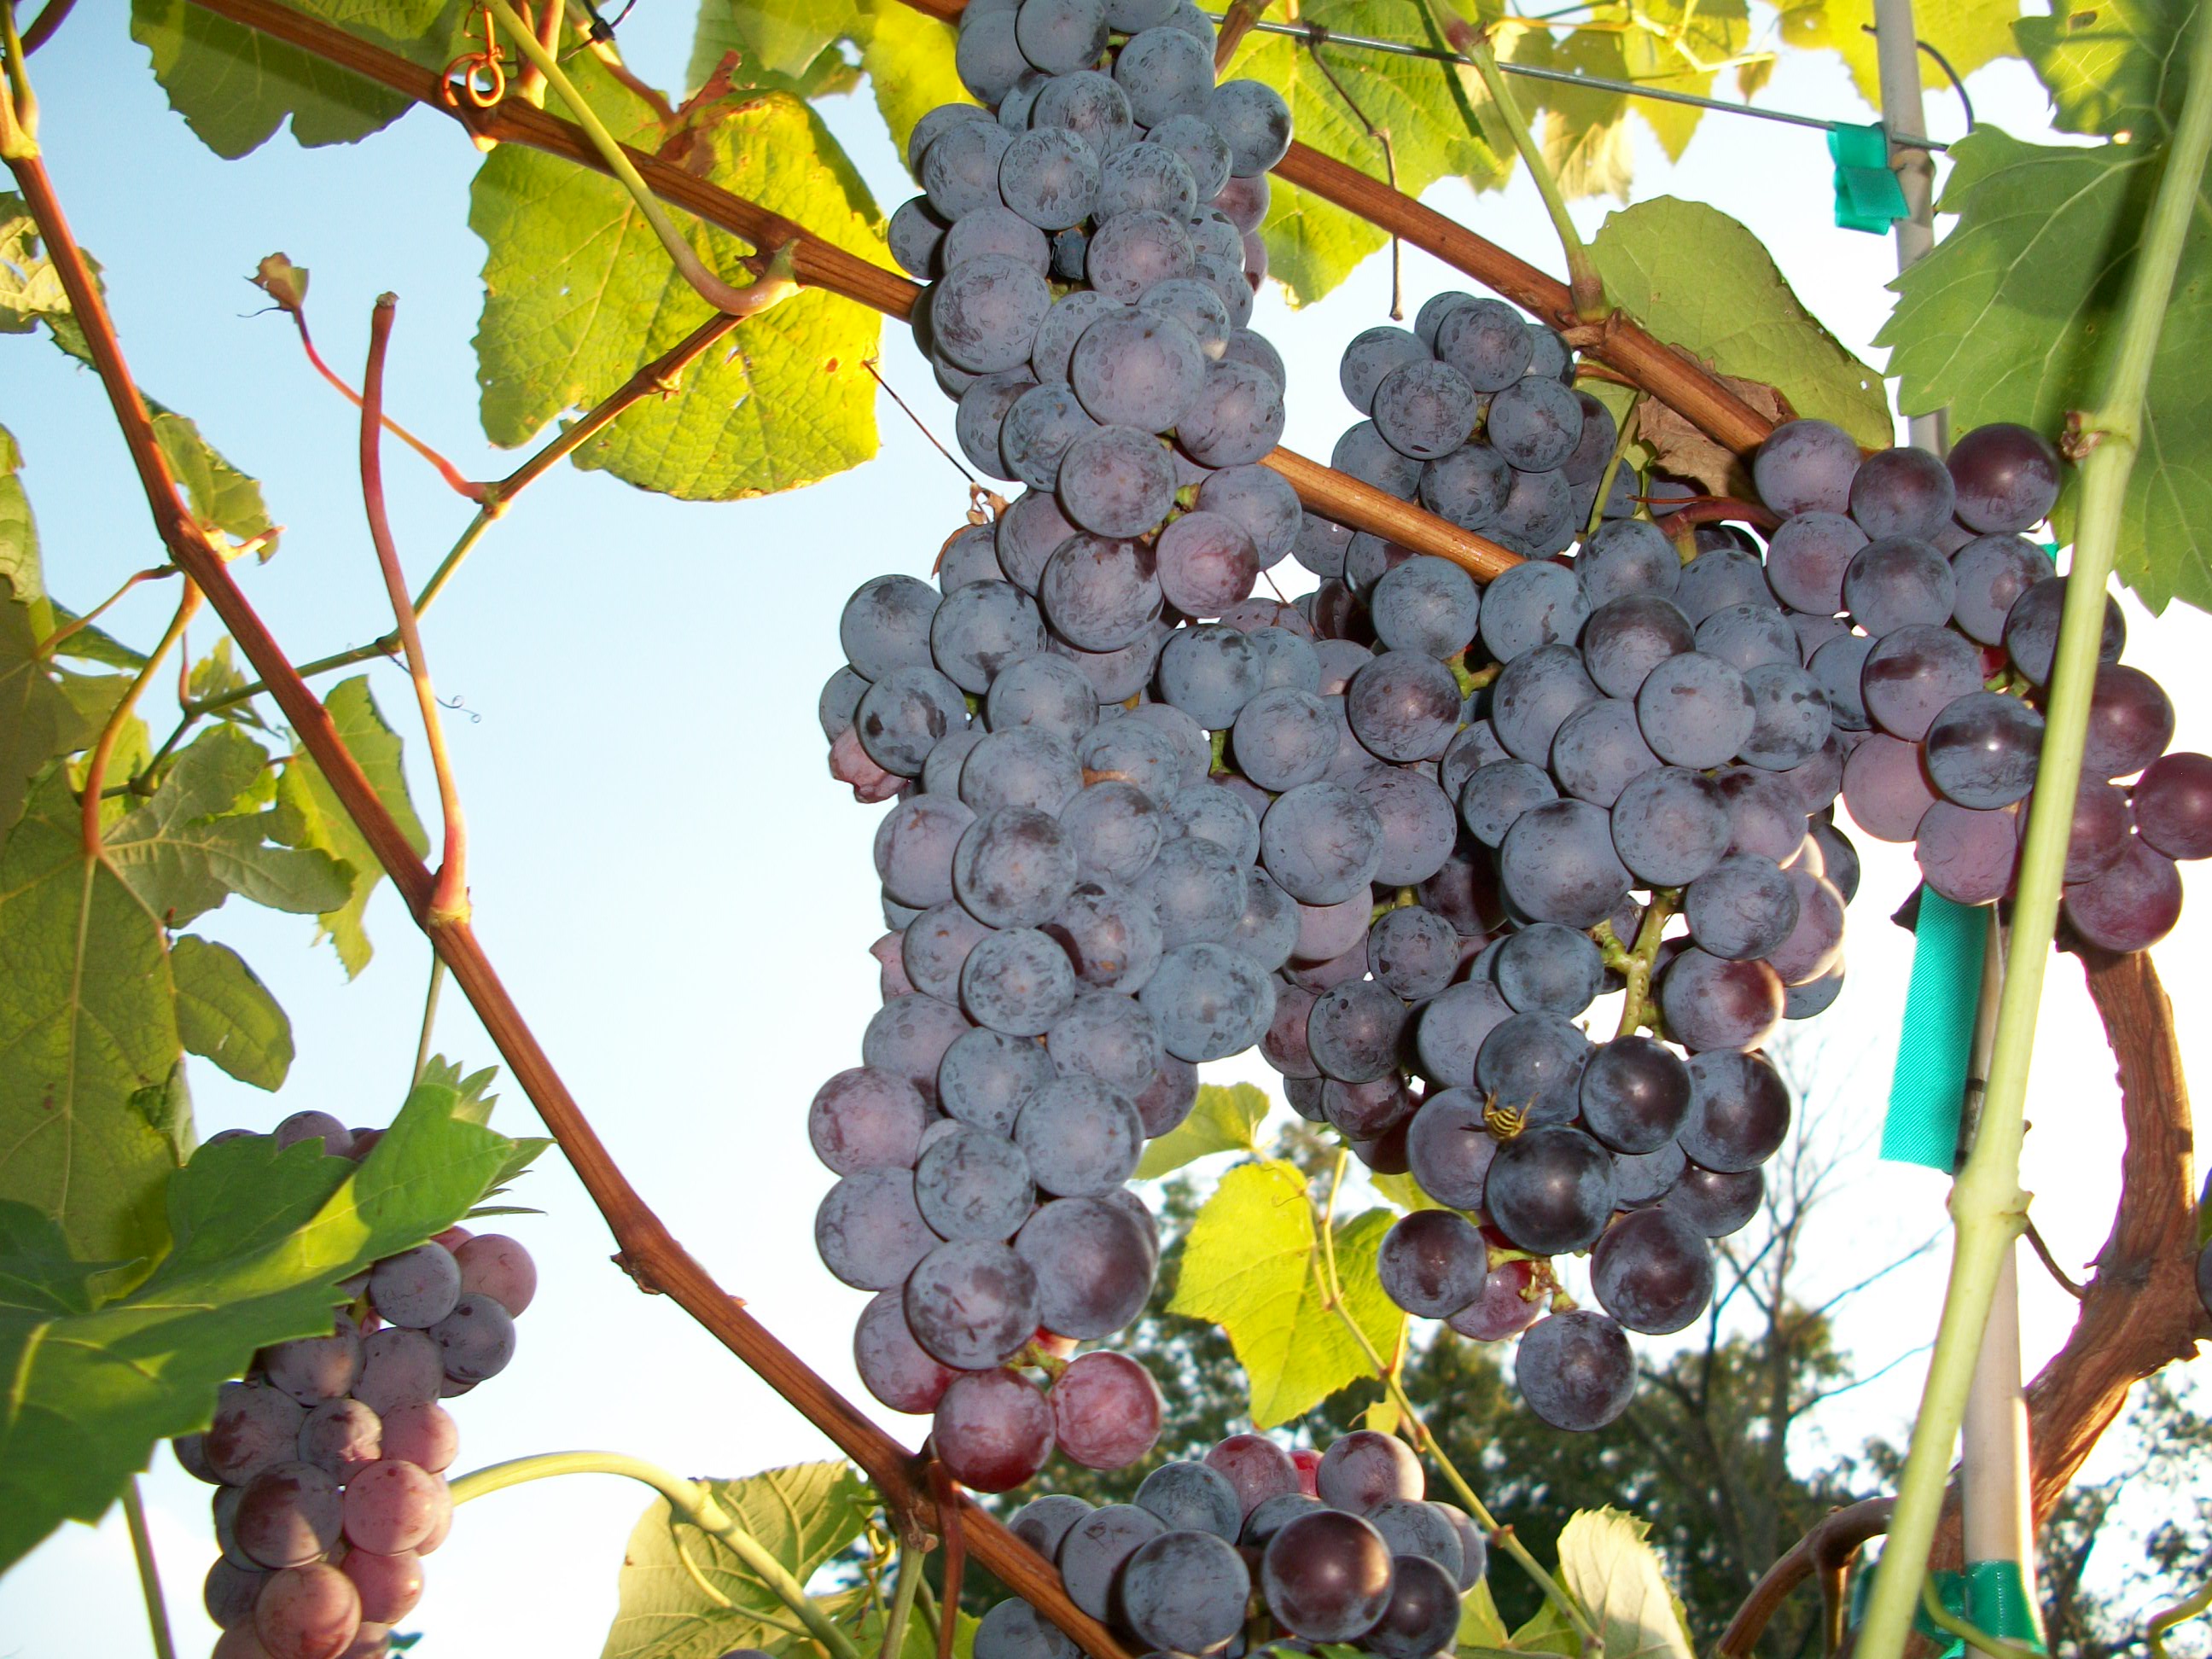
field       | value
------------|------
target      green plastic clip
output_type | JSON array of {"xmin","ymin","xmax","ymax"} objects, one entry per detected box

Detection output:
[
  {"xmin": 1830, "ymin": 123, "xmax": 1909, "ymax": 233},
  {"xmin": 1882, "ymin": 890, "xmax": 1988, "ymax": 1169}
]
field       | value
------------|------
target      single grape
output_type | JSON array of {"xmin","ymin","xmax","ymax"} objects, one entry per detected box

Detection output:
[
  {"xmin": 1551, "ymin": 696, "xmax": 1662, "ymax": 807},
  {"xmin": 1665, "ymin": 1163, "xmax": 1764, "ymax": 1236},
  {"xmin": 1057, "ymin": 427, "xmax": 1178, "ymax": 538},
  {"xmin": 975, "ymin": 1599, "xmax": 1079, "ymax": 1659},
  {"xmin": 1499, "ymin": 799, "xmax": 1632, "ymax": 928},
  {"xmin": 1208, "ymin": 76, "xmax": 1294, "ymax": 173},
  {"xmin": 1862, "ymin": 624, "xmax": 1986, "ymax": 742},
  {"xmin": 1413, "ymin": 979, "xmax": 1516, "ymax": 1091},
  {"xmin": 1915, "ymin": 800, "xmax": 2021, "ymax": 905},
  {"xmin": 341, "ymin": 1459, "xmax": 443, "ymax": 1555},
  {"xmin": 1435, "ymin": 298, "xmax": 1534, "ymax": 391},
  {"xmin": 1516, "ymin": 1310, "xmax": 1636, "ymax": 1431},
  {"xmin": 234, "ymin": 1461, "xmax": 343, "ymax": 1569},
  {"xmin": 2133, "ymin": 752, "xmax": 2212, "ymax": 859},
  {"xmin": 1262, "ymin": 1509, "xmax": 1395, "ymax": 1640},
  {"xmin": 1579, "ymin": 1036, "xmax": 1691, "ymax": 1155},
  {"xmin": 340, "ymin": 1549, "xmax": 422, "ymax": 1627},
  {"xmin": 1840, "ymin": 733, "xmax": 1938, "ymax": 843},
  {"xmin": 1485, "ymin": 375, "xmax": 1582, "ymax": 471},
  {"xmin": 2004, "ymin": 574, "xmax": 2127, "ymax": 686},
  {"xmin": 1010, "ymin": 1493, "xmax": 1097, "ymax": 1561},
  {"xmin": 2064, "ymin": 837, "xmax": 2183, "ymax": 952},
  {"xmin": 1947, "ymin": 422, "xmax": 2063, "ymax": 533},
  {"xmin": 253, "ymin": 1562, "xmax": 362, "ymax": 1659},
  {"xmin": 857, "ymin": 665, "xmax": 969, "ymax": 777},
  {"xmin": 815, "ymin": 1168, "xmax": 938, "ymax": 1290},
  {"xmin": 375, "ymin": 1402, "xmax": 457, "ymax": 1475},
  {"xmin": 1950, "ymin": 533, "xmax": 2052, "ymax": 644},
  {"xmin": 934, "ymin": 1367, "xmax": 1055, "ymax": 1491},
  {"xmin": 1610, "ymin": 766, "xmax": 1732, "ymax": 888},
  {"xmin": 207, "ymin": 1381, "xmax": 310, "ymax": 1486},
  {"xmin": 1658, "ymin": 949, "xmax": 1784, "ymax": 1052},
  {"xmin": 204, "ymin": 1557, "xmax": 266, "ymax": 1630},
  {"xmin": 295, "ymin": 1400, "xmax": 381, "ymax": 1482},
  {"xmin": 1684, "ymin": 853, "xmax": 1800, "ymax": 960},
  {"xmin": 428, "ymin": 1293, "xmax": 515, "ymax": 1384},
  {"xmin": 2083, "ymin": 663, "xmax": 2175, "ymax": 778},
  {"xmin": 1486, "ymin": 1125, "xmax": 1616, "ymax": 1254},
  {"xmin": 1491, "ymin": 643, "xmax": 1600, "ymax": 765},
  {"xmin": 1479, "ymin": 561, "xmax": 1590, "ymax": 662},
  {"xmin": 1178, "ymin": 358, "xmax": 1287, "ymax": 467},
  {"xmin": 1591, "ymin": 1208, "xmax": 1716, "ymax": 1334},
  {"xmin": 1260, "ymin": 782, "xmax": 1384, "ymax": 904},
  {"xmin": 1848, "ymin": 446, "xmax": 1957, "ymax": 540},
  {"xmin": 1680, "ymin": 1050, "xmax": 1791, "ymax": 1171},
  {"xmin": 350, "ymin": 1330, "xmax": 443, "ymax": 1417},
  {"xmin": 1371, "ymin": 358, "xmax": 1480, "ymax": 461},
  {"xmin": 1753, "ymin": 419, "xmax": 1860, "ymax": 516},
  {"xmin": 367, "ymin": 1247, "xmax": 460, "ymax": 1331},
  {"xmin": 1059, "ymin": 1502, "xmax": 1167, "ymax": 1616},
  {"xmin": 1377, "ymin": 1209, "xmax": 1487, "ymax": 1318},
  {"xmin": 1637, "ymin": 652, "xmax": 1755, "ymax": 770}
]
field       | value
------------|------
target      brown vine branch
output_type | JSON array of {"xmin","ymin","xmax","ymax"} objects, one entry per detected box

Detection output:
[
  {"xmin": 2, "ymin": 131, "xmax": 1133, "ymax": 1659},
  {"xmin": 1650, "ymin": 496, "xmax": 1784, "ymax": 536},
  {"xmin": 1213, "ymin": 0, "xmax": 1272, "ymax": 70},
  {"xmin": 360, "ymin": 294, "xmax": 469, "ymax": 924},
  {"xmin": 1716, "ymin": 1497, "xmax": 1894, "ymax": 1659},
  {"xmin": 2023, "ymin": 1214, "xmax": 2087, "ymax": 1301}
]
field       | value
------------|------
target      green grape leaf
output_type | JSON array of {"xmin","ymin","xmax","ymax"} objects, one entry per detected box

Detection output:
[
  {"xmin": 0, "ymin": 1080, "xmax": 516, "ymax": 1575},
  {"xmin": 1506, "ymin": 1597, "xmax": 1582, "ymax": 1659},
  {"xmin": 269, "ymin": 676, "xmax": 428, "ymax": 976},
  {"xmin": 2017, "ymin": 0, "xmax": 2195, "ymax": 139},
  {"xmin": 127, "ymin": 0, "xmax": 443, "ymax": 160},
  {"xmin": 1877, "ymin": 125, "xmax": 2212, "ymax": 613},
  {"xmin": 470, "ymin": 59, "xmax": 884, "ymax": 501},
  {"xmin": 1509, "ymin": 26, "xmax": 1635, "ymax": 204},
  {"xmin": 1589, "ymin": 197, "xmax": 1892, "ymax": 448},
  {"xmin": 601, "ymin": 1460, "xmax": 876, "ymax": 1659},
  {"xmin": 1167, "ymin": 1160, "xmax": 1406, "ymax": 1429},
  {"xmin": 148, "ymin": 407, "xmax": 277, "ymax": 554},
  {"xmin": 854, "ymin": 0, "xmax": 969, "ymax": 160},
  {"xmin": 186, "ymin": 638, "xmax": 270, "ymax": 729},
  {"xmin": 1615, "ymin": 0, "xmax": 1755, "ymax": 162},
  {"xmin": 106, "ymin": 725, "xmax": 351, "ymax": 927},
  {"xmin": 1222, "ymin": 1, "xmax": 1510, "ymax": 305},
  {"xmin": 0, "ymin": 195, "xmax": 73, "ymax": 337},
  {"xmin": 1370, "ymin": 1169, "xmax": 1444, "ymax": 1212},
  {"xmin": 844, "ymin": 1595, "xmax": 979, "ymax": 1659},
  {"xmin": 1459, "ymin": 1578, "xmax": 1512, "ymax": 1650},
  {"xmin": 1779, "ymin": 0, "xmax": 2022, "ymax": 112},
  {"xmin": 1554, "ymin": 1510, "xmax": 1697, "ymax": 1659},
  {"xmin": 685, "ymin": 0, "xmax": 958, "ymax": 152},
  {"xmin": 1135, "ymin": 1082, "xmax": 1271, "ymax": 1179},
  {"xmin": 44, "ymin": 609, "xmax": 150, "ymax": 671},
  {"xmin": 0, "ymin": 576, "xmax": 79, "ymax": 839},
  {"xmin": 0, "ymin": 772, "xmax": 187, "ymax": 1265},
  {"xmin": 169, "ymin": 936, "xmax": 294, "ymax": 1091},
  {"xmin": 0, "ymin": 424, "xmax": 43, "ymax": 637}
]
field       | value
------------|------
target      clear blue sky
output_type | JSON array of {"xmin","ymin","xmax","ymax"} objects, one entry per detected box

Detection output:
[{"xmin": 1, "ymin": 7, "xmax": 2203, "ymax": 1657}]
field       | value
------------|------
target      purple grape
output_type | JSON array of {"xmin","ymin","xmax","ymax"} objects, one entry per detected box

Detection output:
[
  {"xmin": 428, "ymin": 1292, "xmax": 515, "ymax": 1384},
  {"xmin": 1016, "ymin": 1195, "xmax": 1155, "ymax": 1338},
  {"xmin": 1592, "ymin": 1208, "xmax": 1715, "ymax": 1334},
  {"xmin": 2004, "ymin": 574, "xmax": 2126, "ymax": 686},
  {"xmin": 1841, "ymin": 732, "xmax": 1937, "ymax": 842},
  {"xmin": 1753, "ymin": 419, "xmax": 1860, "ymax": 516},
  {"xmin": 1486, "ymin": 1125, "xmax": 1615, "ymax": 1254},
  {"xmin": 1658, "ymin": 949, "xmax": 1784, "ymax": 1052},
  {"xmin": 2084, "ymin": 663, "xmax": 2174, "ymax": 778},
  {"xmin": 1915, "ymin": 801, "xmax": 2021, "ymax": 905},
  {"xmin": 1951, "ymin": 533, "xmax": 2052, "ymax": 643},
  {"xmin": 1377, "ymin": 1209, "xmax": 1487, "ymax": 1317},
  {"xmin": 1665, "ymin": 1163, "xmax": 1764, "ymax": 1235},
  {"xmin": 2064, "ymin": 837, "xmax": 2183, "ymax": 952},
  {"xmin": 1947, "ymin": 422, "xmax": 2063, "ymax": 533},
  {"xmin": 1579, "ymin": 1036, "xmax": 1691, "ymax": 1154},
  {"xmin": 2133, "ymin": 752, "xmax": 2212, "ymax": 859},
  {"xmin": 1849, "ymin": 446, "xmax": 1957, "ymax": 540},
  {"xmin": 934, "ymin": 1368, "xmax": 1055, "ymax": 1492},
  {"xmin": 1925, "ymin": 692, "xmax": 2044, "ymax": 808}
]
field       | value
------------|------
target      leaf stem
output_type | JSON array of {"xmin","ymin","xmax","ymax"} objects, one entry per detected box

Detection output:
[
  {"xmin": 79, "ymin": 583, "xmax": 197, "ymax": 854},
  {"xmin": 0, "ymin": 0, "xmax": 36, "ymax": 157},
  {"xmin": 36, "ymin": 564, "xmax": 178, "ymax": 659},
  {"xmin": 1582, "ymin": 393, "xmax": 1639, "ymax": 537},
  {"xmin": 360, "ymin": 294, "xmax": 469, "ymax": 926},
  {"xmin": 878, "ymin": 1532, "xmax": 926, "ymax": 1659},
  {"xmin": 278, "ymin": 306, "xmax": 483, "ymax": 502},
  {"xmin": 412, "ymin": 956, "xmax": 446, "ymax": 1082},
  {"xmin": 121, "ymin": 1476, "xmax": 176, "ymax": 1659},
  {"xmin": 1850, "ymin": 14, "xmax": 2212, "ymax": 1659},
  {"xmin": 1415, "ymin": 0, "xmax": 1604, "ymax": 317},
  {"xmin": 1314, "ymin": 1151, "xmax": 1597, "ymax": 1651},
  {"xmin": 448, "ymin": 1451, "xmax": 863, "ymax": 1659},
  {"xmin": 2146, "ymin": 1575, "xmax": 2212, "ymax": 1659},
  {"xmin": 481, "ymin": 0, "xmax": 802, "ymax": 322}
]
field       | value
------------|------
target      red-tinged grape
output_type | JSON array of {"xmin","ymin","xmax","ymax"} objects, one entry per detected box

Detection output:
[
  {"xmin": 414, "ymin": 1495, "xmax": 453, "ymax": 1556},
  {"xmin": 367, "ymin": 1245, "xmax": 461, "ymax": 1330},
  {"xmin": 351, "ymin": 1329, "xmax": 443, "ymax": 1416},
  {"xmin": 1446, "ymin": 1259, "xmax": 1543, "ymax": 1342},
  {"xmin": 377, "ymin": 1402, "xmax": 457, "ymax": 1474},
  {"xmin": 1050, "ymin": 1350, "xmax": 1163, "ymax": 1469},
  {"xmin": 215, "ymin": 1625, "xmax": 280, "ymax": 1659},
  {"xmin": 1916, "ymin": 801, "xmax": 2021, "ymax": 905},
  {"xmin": 2133, "ymin": 753, "xmax": 2212, "ymax": 859},
  {"xmin": 342, "ymin": 1459, "xmax": 445, "ymax": 1554},
  {"xmin": 1315, "ymin": 1427, "xmax": 1423, "ymax": 1512},
  {"xmin": 815, "ymin": 1168, "xmax": 937, "ymax": 1290},
  {"xmin": 1860, "ymin": 625, "xmax": 1985, "ymax": 742},
  {"xmin": 253, "ymin": 1562, "xmax": 362, "ymax": 1659},
  {"xmin": 1261, "ymin": 1509, "xmax": 1394, "ymax": 1640},
  {"xmin": 296, "ymin": 1399, "xmax": 381, "ymax": 1481},
  {"xmin": 1659, "ymin": 949, "xmax": 1785, "ymax": 1053},
  {"xmin": 1291, "ymin": 1446, "xmax": 1322, "ymax": 1495},
  {"xmin": 261, "ymin": 1323, "xmax": 364, "ymax": 1407},
  {"xmin": 1951, "ymin": 534, "xmax": 2052, "ymax": 644},
  {"xmin": 1121, "ymin": 1528, "xmax": 1253, "ymax": 1652},
  {"xmin": 808, "ymin": 1069, "xmax": 929, "ymax": 1177},
  {"xmin": 2064, "ymin": 838, "xmax": 2183, "ymax": 952},
  {"xmin": 1947, "ymin": 422, "xmax": 2062, "ymax": 533},
  {"xmin": 2083, "ymin": 663, "xmax": 2175, "ymax": 778},
  {"xmin": 934, "ymin": 1367, "xmax": 1054, "ymax": 1490},
  {"xmin": 207, "ymin": 1381, "xmax": 309, "ymax": 1486},
  {"xmin": 175, "ymin": 1431, "xmax": 220, "ymax": 1484},
  {"xmin": 906, "ymin": 1238, "xmax": 1042, "ymax": 1369},
  {"xmin": 1768, "ymin": 868, "xmax": 1848, "ymax": 986},
  {"xmin": 337, "ymin": 1622, "xmax": 393, "ymax": 1659},
  {"xmin": 430, "ymin": 1292, "xmax": 516, "ymax": 1383},
  {"xmin": 1591, "ymin": 1209, "xmax": 1715, "ymax": 1334},
  {"xmin": 1377, "ymin": 1209, "xmax": 1487, "ymax": 1318},
  {"xmin": 340, "ymin": 1548, "xmax": 423, "ymax": 1624},
  {"xmin": 1841, "ymin": 733, "xmax": 1937, "ymax": 843},
  {"xmin": 1205, "ymin": 1432, "xmax": 1301, "ymax": 1517},
  {"xmin": 1515, "ymin": 1311, "xmax": 1635, "ymax": 1431},
  {"xmin": 1365, "ymin": 1552, "xmax": 1462, "ymax": 1659},
  {"xmin": 206, "ymin": 1557, "xmax": 267, "ymax": 1629}
]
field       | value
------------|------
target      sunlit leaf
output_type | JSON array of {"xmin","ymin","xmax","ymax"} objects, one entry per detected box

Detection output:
[
  {"xmin": 1554, "ymin": 1509, "xmax": 1697, "ymax": 1659},
  {"xmin": 169, "ymin": 936, "xmax": 294, "ymax": 1091},
  {"xmin": 2017, "ymin": 0, "xmax": 2197, "ymax": 139},
  {"xmin": 1135, "ymin": 1083, "xmax": 1271, "ymax": 1179},
  {"xmin": 1780, "ymin": 0, "xmax": 2021, "ymax": 112}
]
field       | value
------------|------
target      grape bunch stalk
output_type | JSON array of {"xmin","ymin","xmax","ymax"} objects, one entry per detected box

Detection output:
[
  {"xmin": 174, "ymin": 1112, "xmax": 536, "ymax": 1659},
  {"xmin": 1754, "ymin": 416, "xmax": 2212, "ymax": 950},
  {"xmin": 810, "ymin": 0, "xmax": 1307, "ymax": 1491},
  {"xmin": 974, "ymin": 1429, "xmax": 1487, "ymax": 1659}
]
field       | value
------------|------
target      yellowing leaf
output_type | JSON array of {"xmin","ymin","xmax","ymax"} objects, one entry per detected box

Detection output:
[
  {"xmin": 1878, "ymin": 125, "xmax": 2212, "ymax": 613},
  {"xmin": 1785, "ymin": 0, "xmax": 2022, "ymax": 110},
  {"xmin": 1554, "ymin": 1510, "xmax": 1697, "ymax": 1659},
  {"xmin": 470, "ymin": 61, "xmax": 884, "ymax": 500},
  {"xmin": 1167, "ymin": 1161, "xmax": 1406, "ymax": 1428},
  {"xmin": 1590, "ymin": 197, "xmax": 1891, "ymax": 448},
  {"xmin": 601, "ymin": 1461, "xmax": 875, "ymax": 1659},
  {"xmin": 1136, "ymin": 1082, "xmax": 1271, "ymax": 1179}
]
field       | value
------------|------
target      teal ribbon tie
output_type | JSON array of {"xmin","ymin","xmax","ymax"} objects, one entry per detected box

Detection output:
[
  {"xmin": 1831, "ymin": 123, "xmax": 1910, "ymax": 233},
  {"xmin": 1883, "ymin": 891, "xmax": 1988, "ymax": 1169}
]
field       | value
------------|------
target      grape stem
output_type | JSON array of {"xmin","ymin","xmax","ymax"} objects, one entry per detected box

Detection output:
[
  {"xmin": 1314, "ymin": 1150, "xmax": 1599, "ymax": 1651},
  {"xmin": 1412, "ymin": 0, "xmax": 1605, "ymax": 319},
  {"xmin": 877, "ymin": 1529, "xmax": 927, "ymax": 1659},
  {"xmin": 1581, "ymin": 393, "xmax": 1640, "ymax": 538},
  {"xmin": 120, "ymin": 1476, "xmax": 176, "ymax": 1659},
  {"xmin": 1849, "ymin": 13, "xmax": 2212, "ymax": 1659},
  {"xmin": 2145, "ymin": 1574, "xmax": 2212, "ymax": 1659},
  {"xmin": 1609, "ymin": 891, "xmax": 1674, "ymax": 1039},
  {"xmin": 448, "ymin": 1451, "xmax": 865, "ymax": 1659}
]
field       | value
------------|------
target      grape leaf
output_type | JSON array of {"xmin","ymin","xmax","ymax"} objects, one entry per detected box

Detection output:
[
  {"xmin": 0, "ymin": 576, "xmax": 79, "ymax": 839},
  {"xmin": 601, "ymin": 1460, "xmax": 876, "ymax": 1659},
  {"xmin": 0, "ymin": 425, "xmax": 43, "ymax": 637},
  {"xmin": 169, "ymin": 936, "xmax": 294, "ymax": 1091},
  {"xmin": 2017, "ymin": 0, "xmax": 2194, "ymax": 139},
  {"xmin": 470, "ymin": 59, "xmax": 884, "ymax": 500},
  {"xmin": 1617, "ymin": 0, "xmax": 1755, "ymax": 163},
  {"xmin": 1778, "ymin": 0, "xmax": 2022, "ymax": 112},
  {"xmin": 1554, "ymin": 1510, "xmax": 1697, "ymax": 1659},
  {"xmin": 269, "ymin": 676, "xmax": 428, "ymax": 976},
  {"xmin": 127, "ymin": 0, "xmax": 459, "ymax": 160},
  {"xmin": 1167, "ymin": 1160, "xmax": 1406, "ymax": 1428},
  {"xmin": 845, "ymin": 1596, "xmax": 980, "ymax": 1659},
  {"xmin": 1460, "ymin": 1577, "xmax": 1512, "ymax": 1648},
  {"xmin": 854, "ymin": 0, "xmax": 970, "ymax": 160},
  {"xmin": 1508, "ymin": 26, "xmax": 1635, "ymax": 204},
  {"xmin": 185, "ymin": 638, "xmax": 270, "ymax": 729},
  {"xmin": 148, "ymin": 406, "xmax": 277, "ymax": 553},
  {"xmin": 1369, "ymin": 1169, "xmax": 1443, "ymax": 1212},
  {"xmin": 686, "ymin": 0, "xmax": 961, "ymax": 155},
  {"xmin": 107, "ymin": 725, "xmax": 351, "ymax": 927},
  {"xmin": 1589, "ymin": 197, "xmax": 1892, "ymax": 448},
  {"xmin": 1221, "ymin": 0, "xmax": 1511, "ymax": 305},
  {"xmin": 0, "ymin": 1080, "xmax": 516, "ymax": 1574},
  {"xmin": 0, "ymin": 772, "xmax": 188, "ymax": 1265},
  {"xmin": 1877, "ymin": 125, "xmax": 2212, "ymax": 613},
  {"xmin": 1135, "ymin": 1082, "xmax": 1271, "ymax": 1179}
]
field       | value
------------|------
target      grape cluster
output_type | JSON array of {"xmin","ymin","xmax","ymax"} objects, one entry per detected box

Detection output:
[
  {"xmin": 975, "ymin": 1429, "xmax": 1486, "ymax": 1659},
  {"xmin": 811, "ymin": 0, "xmax": 1300, "ymax": 1490},
  {"xmin": 176, "ymin": 1112, "xmax": 536, "ymax": 1659},
  {"xmin": 1755, "ymin": 417, "xmax": 2211, "ymax": 951}
]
